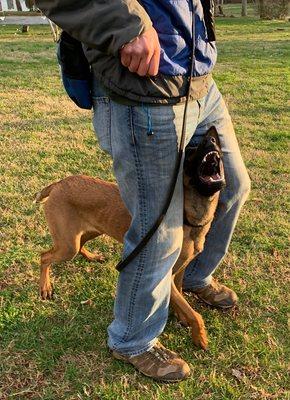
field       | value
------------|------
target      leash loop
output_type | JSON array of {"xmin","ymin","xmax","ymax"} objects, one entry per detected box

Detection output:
[{"xmin": 116, "ymin": 3, "xmax": 196, "ymax": 272}]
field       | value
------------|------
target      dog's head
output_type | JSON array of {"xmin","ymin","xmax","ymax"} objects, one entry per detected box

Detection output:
[{"xmin": 184, "ymin": 126, "xmax": 226, "ymax": 196}]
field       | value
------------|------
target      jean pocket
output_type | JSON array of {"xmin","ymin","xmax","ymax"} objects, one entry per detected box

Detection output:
[{"xmin": 92, "ymin": 96, "xmax": 112, "ymax": 155}]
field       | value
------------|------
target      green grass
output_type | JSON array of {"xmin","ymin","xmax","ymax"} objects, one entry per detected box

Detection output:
[{"xmin": 0, "ymin": 16, "xmax": 289, "ymax": 400}]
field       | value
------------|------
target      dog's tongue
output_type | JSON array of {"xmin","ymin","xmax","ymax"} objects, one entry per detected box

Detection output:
[
  {"xmin": 212, "ymin": 173, "xmax": 221, "ymax": 181},
  {"xmin": 202, "ymin": 173, "xmax": 221, "ymax": 183}
]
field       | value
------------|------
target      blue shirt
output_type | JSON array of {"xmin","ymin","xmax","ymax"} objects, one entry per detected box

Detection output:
[{"xmin": 140, "ymin": 0, "xmax": 217, "ymax": 77}]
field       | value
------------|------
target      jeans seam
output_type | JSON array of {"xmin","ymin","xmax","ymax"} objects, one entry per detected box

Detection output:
[
  {"xmin": 93, "ymin": 97, "xmax": 112, "ymax": 155},
  {"xmin": 120, "ymin": 106, "xmax": 148, "ymax": 343}
]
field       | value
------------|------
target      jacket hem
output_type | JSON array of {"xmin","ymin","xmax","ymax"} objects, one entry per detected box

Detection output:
[{"xmin": 93, "ymin": 71, "xmax": 213, "ymax": 105}]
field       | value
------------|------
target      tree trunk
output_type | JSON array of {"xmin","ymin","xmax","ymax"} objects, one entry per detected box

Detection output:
[
  {"xmin": 242, "ymin": 0, "xmax": 247, "ymax": 17},
  {"xmin": 258, "ymin": 0, "xmax": 288, "ymax": 19},
  {"xmin": 22, "ymin": 25, "xmax": 29, "ymax": 33},
  {"xmin": 214, "ymin": 0, "xmax": 218, "ymax": 17},
  {"xmin": 214, "ymin": 0, "xmax": 225, "ymax": 17}
]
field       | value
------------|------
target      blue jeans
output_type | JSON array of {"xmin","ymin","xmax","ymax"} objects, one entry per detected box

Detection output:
[{"xmin": 92, "ymin": 79, "xmax": 251, "ymax": 356}]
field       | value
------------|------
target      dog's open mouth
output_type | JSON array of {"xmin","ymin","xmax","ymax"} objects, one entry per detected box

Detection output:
[{"xmin": 198, "ymin": 151, "xmax": 224, "ymax": 184}]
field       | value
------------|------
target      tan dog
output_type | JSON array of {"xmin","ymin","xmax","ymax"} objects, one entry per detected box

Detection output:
[{"xmin": 35, "ymin": 127, "xmax": 225, "ymax": 350}]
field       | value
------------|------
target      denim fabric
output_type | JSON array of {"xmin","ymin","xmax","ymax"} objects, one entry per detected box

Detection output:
[{"xmin": 92, "ymin": 79, "xmax": 250, "ymax": 356}]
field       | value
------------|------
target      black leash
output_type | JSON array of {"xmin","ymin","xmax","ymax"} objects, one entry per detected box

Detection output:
[{"xmin": 116, "ymin": 4, "xmax": 196, "ymax": 272}]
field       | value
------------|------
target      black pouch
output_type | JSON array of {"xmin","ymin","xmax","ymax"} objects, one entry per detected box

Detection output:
[{"xmin": 57, "ymin": 31, "xmax": 92, "ymax": 109}]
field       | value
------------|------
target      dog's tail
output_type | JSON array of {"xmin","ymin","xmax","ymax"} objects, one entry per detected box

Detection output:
[{"xmin": 33, "ymin": 182, "xmax": 57, "ymax": 204}]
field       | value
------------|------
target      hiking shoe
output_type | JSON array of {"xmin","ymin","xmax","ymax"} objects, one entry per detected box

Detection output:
[
  {"xmin": 112, "ymin": 341, "xmax": 190, "ymax": 382},
  {"xmin": 186, "ymin": 279, "xmax": 238, "ymax": 309}
]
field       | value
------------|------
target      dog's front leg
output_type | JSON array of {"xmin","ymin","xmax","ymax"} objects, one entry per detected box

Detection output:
[{"xmin": 171, "ymin": 279, "xmax": 208, "ymax": 350}]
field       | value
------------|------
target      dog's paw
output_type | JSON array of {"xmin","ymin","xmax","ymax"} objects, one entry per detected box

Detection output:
[
  {"xmin": 174, "ymin": 310, "xmax": 190, "ymax": 327},
  {"xmin": 191, "ymin": 326, "xmax": 208, "ymax": 350},
  {"xmin": 40, "ymin": 286, "xmax": 54, "ymax": 301},
  {"xmin": 90, "ymin": 253, "xmax": 106, "ymax": 262},
  {"xmin": 80, "ymin": 248, "xmax": 106, "ymax": 263}
]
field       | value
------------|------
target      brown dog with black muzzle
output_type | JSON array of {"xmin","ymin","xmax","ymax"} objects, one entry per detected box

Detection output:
[{"xmin": 35, "ymin": 126, "xmax": 225, "ymax": 350}]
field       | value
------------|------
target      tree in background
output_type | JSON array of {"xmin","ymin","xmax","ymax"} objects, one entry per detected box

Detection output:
[
  {"xmin": 24, "ymin": 0, "xmax": 36, "ymax": 11},
  {"xmin": 242, "ymin": 0, "xmax": 247, "ymax": 16},
  {"xmin": 258, "ymin": 0, "xmax": 288, "ymax": 19},
  {"xmin": 214, "ymin": 0, "xmax": 225, "ymax": 16}
]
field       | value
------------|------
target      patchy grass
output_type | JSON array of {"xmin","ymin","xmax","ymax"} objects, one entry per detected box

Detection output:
[{"xmin": 0, "ymin": 16, "xmax": 289, "ymax": 400}]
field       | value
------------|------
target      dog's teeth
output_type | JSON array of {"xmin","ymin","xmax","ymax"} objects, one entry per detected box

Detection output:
[{"xmin": 202, "ymin": 151, "xmax": 220, "ymax": 165}]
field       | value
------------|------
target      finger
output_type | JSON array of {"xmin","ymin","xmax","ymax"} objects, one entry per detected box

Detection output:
[
  {"xmin": 120, "ymin": 50, "xmax": 132, "ymax": 68},
  {"xmin": 136, "ymin": 56, "xmax": 151, "ymax": 76},
  {"xmin": 128, "ymin": 55, "xmax": 142, "ymax": 73},
  {"xmin": 148, "ymin": 48, "xmax": 160, "ymax": 76}
]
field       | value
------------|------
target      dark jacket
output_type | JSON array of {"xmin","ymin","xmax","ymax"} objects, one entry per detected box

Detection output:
[{"xmin": 36, "ymin": 0, "xmax": 216, "ymax": 104}]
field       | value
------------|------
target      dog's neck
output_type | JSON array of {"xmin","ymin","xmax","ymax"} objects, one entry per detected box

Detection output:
[{"xmin": 183, "ymin": 175, "xmax": 219, "ymax": 229}]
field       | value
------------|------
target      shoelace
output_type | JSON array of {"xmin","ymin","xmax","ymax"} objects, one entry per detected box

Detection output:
[
  {"xmin": 148, "ymin": 345, "xmax": 170, "ymax": 362},
  {"xmin": 210, "ymin": 279, "xmax": 221, "ymax": 293}
]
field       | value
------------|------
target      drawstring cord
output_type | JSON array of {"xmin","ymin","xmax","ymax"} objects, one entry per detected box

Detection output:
[{"xmin": 142, "ymin": 103, "xmax": 154, "ymax": 136}]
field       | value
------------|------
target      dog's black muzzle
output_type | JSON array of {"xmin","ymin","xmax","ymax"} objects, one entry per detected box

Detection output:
[{"xmin": 184, "ymin": 126, "xmax": 226, "ymax": 197}]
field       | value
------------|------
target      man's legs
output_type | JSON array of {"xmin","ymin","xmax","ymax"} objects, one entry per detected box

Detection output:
[
  {"xmin": 92, "ymin": 78, "xmax": 250, "ymax": 362},
  {"xmin": 92, "ymin": 84, "xmax": 200, "ymax": 356},
  {"xmin": 183, "ymin": 81, "xmax": 251, "ymax": 294}
]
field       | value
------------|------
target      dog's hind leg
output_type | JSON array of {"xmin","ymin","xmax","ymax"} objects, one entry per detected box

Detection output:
[
  {"xmin": 79, "ymin": 247, "xmax": 105, "ymax": 262},
  {"xmin": 40, "ymin": 249, "xmax": 54, "ymax": 300},
  {"xmin": 39, "ymin": 223, "xmax": 82, "ymax": 301},
  {"xmin": 40, "ymin": 241, "xmax": 80, "ymax": 300},
  {"xmin": 79, "ymin": 232, "xmax": 105, "ymax": 262},
  {"xmin": 40, "ymin": 202, "xmax": 84, "ymax": 299}
]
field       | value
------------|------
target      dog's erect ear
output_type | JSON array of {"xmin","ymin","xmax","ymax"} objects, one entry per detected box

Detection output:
[
  {"xmin": 184, "ymin": 146, "xmax": 197, "ymax": 176},
  {"xmin": 205, "ymin": 126, "xmax": 221, "ymax": 147}
]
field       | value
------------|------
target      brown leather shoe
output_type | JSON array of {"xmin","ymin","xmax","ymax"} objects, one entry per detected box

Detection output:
[
  {"xmin": 112, "ymin": 341, "xmax": 190, "ymax": 382},
  {"xmin": 187, "ymin": 279, "xmax": 238, "ymax": 309}
]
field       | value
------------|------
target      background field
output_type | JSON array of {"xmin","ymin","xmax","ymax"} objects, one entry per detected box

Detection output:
[{"xmin": 0, "ymin": 13, "xmax": 289, "ymax": 400}]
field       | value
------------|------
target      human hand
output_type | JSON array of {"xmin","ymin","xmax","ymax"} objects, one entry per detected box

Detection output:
[{"xmin": 120, "ymin": 27, "xmax": 160, "ymax": 76}]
